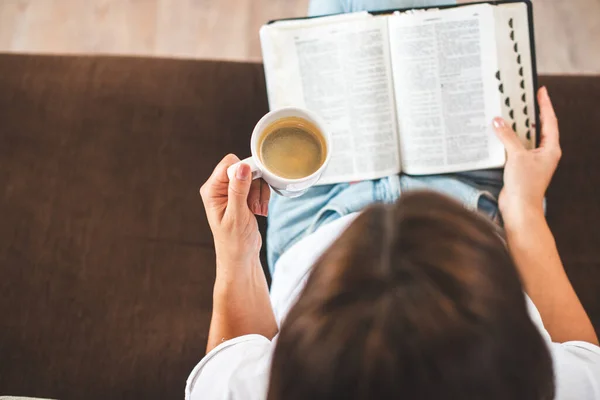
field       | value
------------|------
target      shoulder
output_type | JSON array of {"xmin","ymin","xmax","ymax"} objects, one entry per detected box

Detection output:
[
  {"xmin": 525, "ymin": 295, "xmax": 600, "ymax": 399},
  {"xmin": 185, "ymin": 334, "xmax": 274, "ymax": 400},
  {"xmin": 550, "ymin": 340, "xmax": 600, "ymax": 399}
]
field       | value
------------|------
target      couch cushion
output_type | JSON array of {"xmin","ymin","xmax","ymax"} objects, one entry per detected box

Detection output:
[{"xmin": 0, "ymin": 54, "xmax": 268, "ymax": 400}]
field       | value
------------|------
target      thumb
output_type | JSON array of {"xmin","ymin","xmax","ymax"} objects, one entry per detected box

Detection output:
[
  {"xmin": 493, "ymin": 117, "xmax": 524, "ymax": 154},
  {"xmin": 227, "ymin": 163, "xmax": 252, "ymax": 215}
]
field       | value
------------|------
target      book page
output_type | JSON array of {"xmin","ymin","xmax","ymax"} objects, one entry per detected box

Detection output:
[
  {"xmin": 493, "ymin": 3, "xmax": 536, "ymax": 149},
  {"xmin": 261, "ymin": 14, "xmax": 401, "ymax": 185},
  {"xmin": 389, "ymin": 5, "xmax": 505, "ymax": 175}
]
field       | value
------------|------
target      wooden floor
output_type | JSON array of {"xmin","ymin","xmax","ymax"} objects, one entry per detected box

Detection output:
[{"xmin": 0, "ymin": 0, "xmax": 598, "ymax": 74}]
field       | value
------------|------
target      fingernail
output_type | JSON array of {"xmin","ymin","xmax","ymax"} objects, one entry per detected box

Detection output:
[
  {"xmin": 493, "ymin": 117, "xmax": 505, "ymax": 129},
  {"xmin": 236, "ymin": 163, "xmax": 249, "ymax": 180},
  {"xmin": 261, "ymin": 202, "xmax": 268, "ymax": 216}
]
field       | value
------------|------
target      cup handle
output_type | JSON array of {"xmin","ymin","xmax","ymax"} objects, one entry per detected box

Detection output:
[{"xmin": 227, "ymin": 157, "xmax": 262, "ymax": 181}]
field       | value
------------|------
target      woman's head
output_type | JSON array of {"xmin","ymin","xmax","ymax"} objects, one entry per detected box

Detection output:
[{"xmin": 268, "ymin": 191, "xmax": 554, "ymax": 400}]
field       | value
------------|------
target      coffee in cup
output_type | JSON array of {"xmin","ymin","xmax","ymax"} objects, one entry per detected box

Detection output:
[{"xmin": 258, "ymin": 116, "xmax": 327, "ymax": 180}]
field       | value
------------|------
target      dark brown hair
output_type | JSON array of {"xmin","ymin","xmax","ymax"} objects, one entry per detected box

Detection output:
[{"xmin": 268, "ymin": 191, "xmax": 554, "ymax": 400}]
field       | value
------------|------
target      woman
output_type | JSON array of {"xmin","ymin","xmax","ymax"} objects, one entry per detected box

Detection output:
[{"xmin": 186, "ymin": 1, "xmax": 600, "ymax": 399}]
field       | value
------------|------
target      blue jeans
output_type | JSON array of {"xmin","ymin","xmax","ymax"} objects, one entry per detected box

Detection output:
[
  {"xmin": 308, "ymin": 0, "xmax": 456, "ymax": 15},
  {"xmin": 266, "ymin": 0, "xmax": 503, "ymax": 273}
]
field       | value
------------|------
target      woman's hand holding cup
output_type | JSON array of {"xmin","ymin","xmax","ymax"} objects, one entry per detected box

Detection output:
[{"xmin": 200, "ymin": 154, "xmax": 270, "ymax": 277}]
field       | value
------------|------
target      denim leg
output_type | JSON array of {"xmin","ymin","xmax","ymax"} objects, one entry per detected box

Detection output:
[
  {"xmin": 308, "ymin": 0, "xmax": 346, "ymax": 16},
  {"xmin": 267, "ymin": 171, "xmax": 504, "ymax": 273},
  {"xmin": 452, "ymin": 169, "xmax": 546, "ymax": 218},
  {"xmin": 309, "ymin": 0, "xmax": 456, "ymax": 16},
  {"xmin": 454, "ymin": 169, "xmax": 504, "ymax": 220},
  {"xmin": 399, "ymin": 169, "xmax": 503, "ymax": 222},
  {"xmin": 267, "ymin": 183, "xmax": 350, "ymax": 273},
  {"xmin": 267, "ymin": 176, "xmax": 401, "ymax": 274}
]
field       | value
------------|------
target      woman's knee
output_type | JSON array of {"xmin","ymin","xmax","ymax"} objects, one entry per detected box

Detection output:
[{"xmin": 308, "ymin": 0, "xmax": 347, "ymax": 16}]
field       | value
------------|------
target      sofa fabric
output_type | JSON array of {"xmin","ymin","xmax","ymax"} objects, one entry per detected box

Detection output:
[{"xmin": 0, "ymin": 54, "xmax": 598, "ymax": 399}]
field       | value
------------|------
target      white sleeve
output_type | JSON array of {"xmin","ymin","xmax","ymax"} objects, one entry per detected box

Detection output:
[
  {"xmin": 185, "ymin": 334, "xmax": 273, "ymax": 400},
  {"xmin": 550, "ymin": 341, "xmax": 600, "ymax": 399},
  {"xmin": 525, "ymin": 295, "xmax": 600, "ymax": 399}
]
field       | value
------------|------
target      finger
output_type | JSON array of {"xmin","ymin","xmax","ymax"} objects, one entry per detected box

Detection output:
[
  {"xmin": 200, "ymin": 154, "xmax": 241, "ymax": 200},
  {"xmin": 537, "ymin": 87, "xmax": 560, "ymax": 149},
  {"xmin": 260, "ymin": 179, "xmax": 271, "ymax": 216},
  {"xmin": 247, "ymin": 179, "xmax": 262, "ymax": 215},
  {"xmin": 208, "ymin": 154, "xmax": 241, "ymax": 186},
  {"xmin": 226, "ymin": 162, "xmax": 253, "ymax": 215},
  {"xmin": 199, "ymin": 154, "xmax": 242, "ymax": 226},
  {"xmin": 492, "ymin": 117, "xmax": 525, "ymax": 153}
]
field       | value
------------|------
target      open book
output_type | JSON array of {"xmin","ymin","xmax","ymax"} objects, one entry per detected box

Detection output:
[{"xmin": 260, "ymin": 1, "xmax": 538, "ymax": 184}]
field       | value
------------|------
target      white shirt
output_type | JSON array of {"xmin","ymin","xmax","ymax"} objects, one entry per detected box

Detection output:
[{"xmin": 186, "ymin": 213, "xmax": 600, "ymax": 400}]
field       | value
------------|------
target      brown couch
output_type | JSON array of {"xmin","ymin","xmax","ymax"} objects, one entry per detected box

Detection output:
[{"xmin": 0, "ymin": 54, "xmax": 598, "ymax": 399}]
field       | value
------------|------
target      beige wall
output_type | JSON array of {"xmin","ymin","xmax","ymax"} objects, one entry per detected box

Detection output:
[{"xmin": 0, "ymin": 0, "xmax": 598, "ymax": 74}]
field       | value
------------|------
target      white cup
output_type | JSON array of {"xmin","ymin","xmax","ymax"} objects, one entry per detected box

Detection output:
[{"xmin": 227, "ymin": 107, "xmax": 331, "ymax": 198}]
